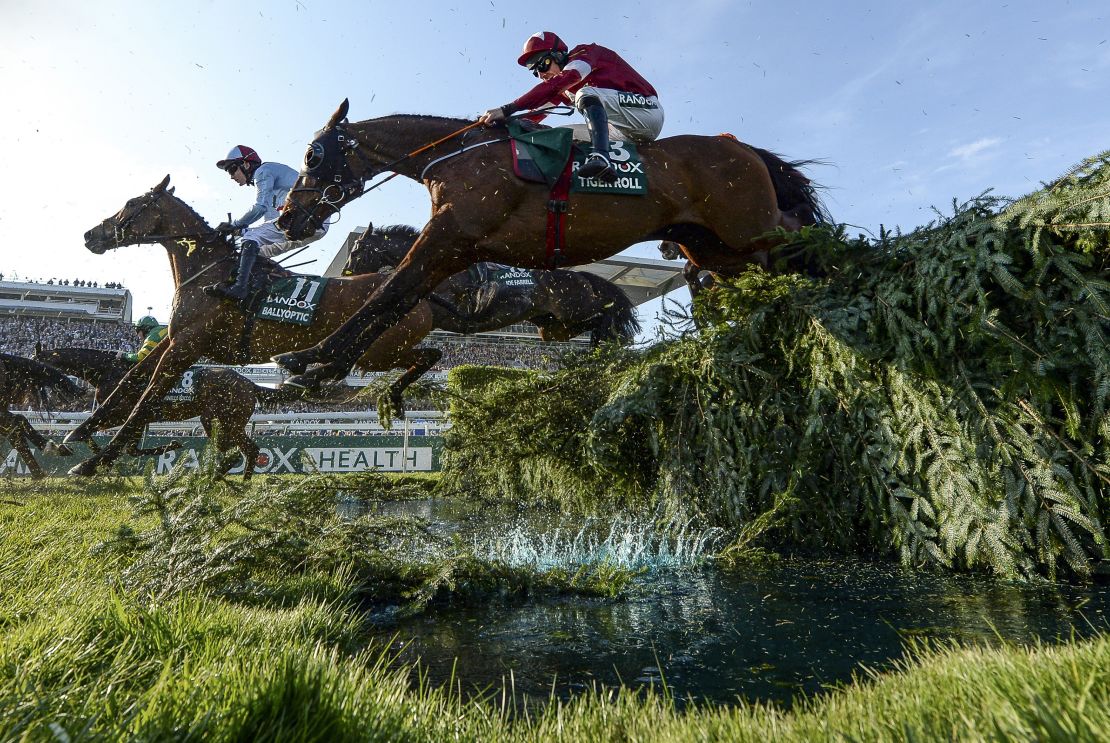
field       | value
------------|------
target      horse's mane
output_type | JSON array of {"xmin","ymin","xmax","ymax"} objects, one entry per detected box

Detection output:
[
  {"xmin": 378, "ymin": 113, "xmax": 472, "ymax": 127},
  {"xmin": 373, "ymin": 224, "xmax": 420, "ymax": 241},
  {"xmin": 44, "ymin": 347, "xmax": 120, "ymax": 364},
  {"xmin": 165, "ymin": 191, "xmax": 212, "ymax": 229}
]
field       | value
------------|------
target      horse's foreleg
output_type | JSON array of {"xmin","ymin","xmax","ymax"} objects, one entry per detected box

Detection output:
[
  {"xmin": 1, "ymin": 414, "xmax": 46, "ymax": 478},
  {"xmin": 69, "ymin": 340, "xmax": 197, "ymax": 476},
  {"xmin": 275, "ymin": 266, "xmax": 429, "ymax": 379},
  {"xmin": 387, "ymin": 347, "xmax": 442, "ymax": 414},
  {"xmin": 13, "ymin": 435, "xmax": 45, "ymax": 479},
  {"xmin": 11, "ymin": 414, "xmax": 49, "ymax": 451},
  {"xmin": 63, "ymin": 344, "xmax": 167, "ymax": 445},
  {"xmin": 275, "ymin": 224, "xmax": 468, "ymax": 383},
  {"xmin": 684, "ymin": 260, "xmax": 703, "ymax": 302}
]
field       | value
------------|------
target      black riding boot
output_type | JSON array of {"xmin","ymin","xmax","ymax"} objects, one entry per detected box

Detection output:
[
  {"xmin": 577, "ymin": 97, "xmax": 618, "ymax": 184},
  {"xmin": 204, "ymin": 239, "xmax": 259, "ymax": 301}
]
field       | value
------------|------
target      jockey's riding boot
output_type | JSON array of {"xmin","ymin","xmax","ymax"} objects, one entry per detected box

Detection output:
[
  {"xmin": 577, "ymin": 97, "xmax": 618, "ymax": 184},
  {"xmin": 204, "ymin": 239, "xmax": 259, "ymax": 301}
]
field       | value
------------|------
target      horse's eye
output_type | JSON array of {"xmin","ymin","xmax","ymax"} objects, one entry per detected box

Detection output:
[{"xmin": 305, "ymin": 142, "xmax": 325, "ymax": 171}]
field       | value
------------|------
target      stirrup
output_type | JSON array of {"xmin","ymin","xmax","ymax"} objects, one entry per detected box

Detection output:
[
  {"xmin": 203, "ymin": 281, "xmax": 247, "ymax": 301},
  {"xmin": 578, "ymin": 153, "xmax": 617, "ymax": 183}
]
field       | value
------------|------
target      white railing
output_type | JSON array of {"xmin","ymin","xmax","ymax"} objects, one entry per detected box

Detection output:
[{"xmin": 17, "ymin": 410, "xmax": 451, "ymax": 437}]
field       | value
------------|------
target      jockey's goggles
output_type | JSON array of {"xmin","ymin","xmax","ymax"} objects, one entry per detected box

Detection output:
[{"xmin": 528, "ymin": 53, "xmax": 555, "ymax": 76}]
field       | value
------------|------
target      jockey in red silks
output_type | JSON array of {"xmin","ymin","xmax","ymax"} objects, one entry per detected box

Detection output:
[{"xmin": 479, "ymin": 31, "xmax": 664, "ymax": 183}]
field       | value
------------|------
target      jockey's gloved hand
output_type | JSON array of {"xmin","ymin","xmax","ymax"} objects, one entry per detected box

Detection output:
[
  {"xmin": 115, "ymin": 350, "xmax": 129, "ymax": 360},
  {"xmin": 215, "ymin": 221, "xmax": 236, "ymax": 235},
  {"xmin": 478, "ymin": 107, "xmax": 508, "ymax": 126}
]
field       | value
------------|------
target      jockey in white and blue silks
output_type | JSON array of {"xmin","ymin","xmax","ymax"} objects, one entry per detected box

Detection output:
[{"xmin": 204, "ymin": 144, "xmax": 328, "ymax": 301}]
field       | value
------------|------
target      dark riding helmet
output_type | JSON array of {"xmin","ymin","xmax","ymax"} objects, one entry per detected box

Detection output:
[
  {"xmin": 135, "ymin": 315, "xmax": 159, "ymax": 333},
  {"xmin": 517, "ymin": 31, "xmax": 569, "ymax": 68},
  {"xmin": 216, "ymin": 145, "xmax": 262, "ymax": 172}
]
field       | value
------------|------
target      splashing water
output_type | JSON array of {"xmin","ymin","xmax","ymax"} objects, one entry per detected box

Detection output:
[{"xmin": 472, "ymin": 516, "xmax": 724, "ymax": 571}]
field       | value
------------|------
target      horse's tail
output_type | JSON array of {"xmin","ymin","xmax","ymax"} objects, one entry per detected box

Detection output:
[
  {"xmin": 748, "ymin": 146, "xmax": 832, "ymax": 226},
  {"xmin": 579, "ymin": 273, "xmax": 641, "ymax": 345}
]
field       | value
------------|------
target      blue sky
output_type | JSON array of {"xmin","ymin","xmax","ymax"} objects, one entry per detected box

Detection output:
[{"xmin": 2, "ymin": 0, "xmax": 1108, "ymax": 336}]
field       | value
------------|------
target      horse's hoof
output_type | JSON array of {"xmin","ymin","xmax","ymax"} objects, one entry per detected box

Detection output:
[
  {"xmin": 44, "ymin": 441, "xmax": 73, "ymax": 457},
  {"xmin": 281, "ymin": 373, "xmax": 319, "ymax": 391},
  {"xmin": 282, "ymin": 363, "xmax": 341, "ymax": 391},
  {"xmin": 272, "ymin": 350, "xmax": 314, "ymax": 374},
  {"xmin": 68, "ymin": 459, "xmax": 100, "ymax": 477}
]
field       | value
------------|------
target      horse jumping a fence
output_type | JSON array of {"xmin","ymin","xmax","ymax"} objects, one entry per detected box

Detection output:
[{"xmin": 274, "ymin": 99, "xmax": 827, "ymax": 387}]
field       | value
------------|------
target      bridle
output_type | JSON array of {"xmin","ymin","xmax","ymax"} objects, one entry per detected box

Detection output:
[
  {"xmin": 108, "ymin": 187, "xmax": 218, "ymax": 248},
  {"xmin": 284, "ymin": 118, "xmax": 485, "ymax": 234},
  {"xmin": 103, "ymin": 187, "xmax": 234, "ymax": 288},
  {"xmin": 283, "ymin": 122, "xmax": 378, "ymax": 232}
]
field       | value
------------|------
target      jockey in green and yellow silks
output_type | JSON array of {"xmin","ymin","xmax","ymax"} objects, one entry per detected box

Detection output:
[{"xmin": 121, "ymin": 315, "xmax": 167, "ymax": 363}]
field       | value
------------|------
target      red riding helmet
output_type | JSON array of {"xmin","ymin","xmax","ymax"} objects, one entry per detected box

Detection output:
[
  {"xmin": 216, "ymin": 145, "xmax": 262, "ymax": 171},
  {"xmin": 517, "ymin": 31, "xmax": 568, "ymax": 67}
]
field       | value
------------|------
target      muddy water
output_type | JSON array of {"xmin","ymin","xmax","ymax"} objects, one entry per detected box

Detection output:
[{"xmin": 351, "ymin": 498, "xmax": 1110, "ymax": 707}]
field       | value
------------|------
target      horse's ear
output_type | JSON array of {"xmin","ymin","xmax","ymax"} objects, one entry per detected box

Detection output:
[
  {"xmin": 366, "ymin": 221, "xmax": 373, "ymax": 233},
  {"xmin": 35, "ymin": 341, "xmax": 42, "ymax": 355},
  {"xmin": 327, "ymin": 98, "xmax": 350, "ymax": 128},
  {"xmin": 153, "ymin": 174, "xmax": 171, "ymax": 193},
  {"xmin": 167, "ymin": 186, "xmax": 175, "ymax": 195}
]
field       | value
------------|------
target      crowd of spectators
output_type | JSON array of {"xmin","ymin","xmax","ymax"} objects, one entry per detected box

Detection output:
[
  {"xmin": 425, "ymin": 337, "xmax": 578, "ymax": 371},
  {"xmin": 7, "ymin": 317, "xmax": 583, "ymax": 418},
  {"xmin": 0, "ymin": 317, "xmax": 136, "ymax": 358},
  {"xmin": 0, "ymin": 273, "xmax": 125, "ymax": 289}
]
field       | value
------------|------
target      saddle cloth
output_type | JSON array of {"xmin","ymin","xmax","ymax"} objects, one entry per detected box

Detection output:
[
  {"xmin": 253, "ymin": 275, "xmax": 330, "ymax": 326},
  {"xmin": 507, "ymin": 120, "xmax": 648, "ymax": 195}
]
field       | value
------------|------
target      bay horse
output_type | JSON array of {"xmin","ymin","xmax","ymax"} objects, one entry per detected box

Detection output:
[
  {"xmin": 345, "ymin": 224, "xmax": 640, "ymax": 344},
  {"xmin": 35, "ymin": 346, "xmax": 303, "ymax": 479},
  {"xmin": 274, "ymin": 99, "xmax": 827, "ymax": 386},
  {"xmin": 64, "ymin": 175, "xmax": 441, "ymax": 477},
  {"xmin": 0, "ymin": 352, "xmax": 81, "ymax": 478}
]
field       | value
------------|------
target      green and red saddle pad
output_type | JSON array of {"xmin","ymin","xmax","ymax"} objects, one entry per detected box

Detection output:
[{"xmin": 506, "ymin": 120, "xmax": 647, "ymax": 195}]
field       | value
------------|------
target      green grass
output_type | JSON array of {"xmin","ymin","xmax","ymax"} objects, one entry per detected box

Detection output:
[{"xmin": 2, "ymin": 479, "xmax": 1109, "ymax": 741}]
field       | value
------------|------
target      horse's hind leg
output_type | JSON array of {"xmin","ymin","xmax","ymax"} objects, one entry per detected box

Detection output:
[
  {"xmin": 70, "ymin": 336, "xmax": 198, "ymax": 476},
  {"xmin": 227, "ymin": 428, "xmax": 259, "ymax": 481}
]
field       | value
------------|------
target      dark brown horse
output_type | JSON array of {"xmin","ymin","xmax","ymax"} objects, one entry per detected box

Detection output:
[
  {"xmin": 35, "ymin": 346, "xmax": 301, "ymax": 479},
  {"xmin": 64, "ymin": 175, "xmax": 442, "ymax": 476},
  {"xmin": 273, "ymin": 100, "xmax": 827, "ymax": 387},
  {"xmin": 345, "ymin": 224, "xmax": 640, "ymax": 344},
  {"xmin": 0, "ymin": 352, "xmax": 81, "ymax": 478}
]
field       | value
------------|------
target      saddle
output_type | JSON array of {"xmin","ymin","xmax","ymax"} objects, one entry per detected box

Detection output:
[
  {"xmin": 225, "ymin": 256, "xmax": 296, "ymax": 313},
  {"xmin": 507, "ymin": 120, "xmax": 574, "ymax": 187}
]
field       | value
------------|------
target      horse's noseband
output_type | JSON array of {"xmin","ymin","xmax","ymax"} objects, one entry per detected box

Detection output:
[{"xmin": 288, "ymin": 123, "xmax": 373, "ymax": 230}]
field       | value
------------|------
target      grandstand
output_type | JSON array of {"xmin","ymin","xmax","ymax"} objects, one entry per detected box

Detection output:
[
  {"xmin": 0, "ymin": 278, "xmax": 132, "ymax": 323},
  {"xmin": 0, "ymin": 278, "xmax": 137, "ymax": 358}
]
